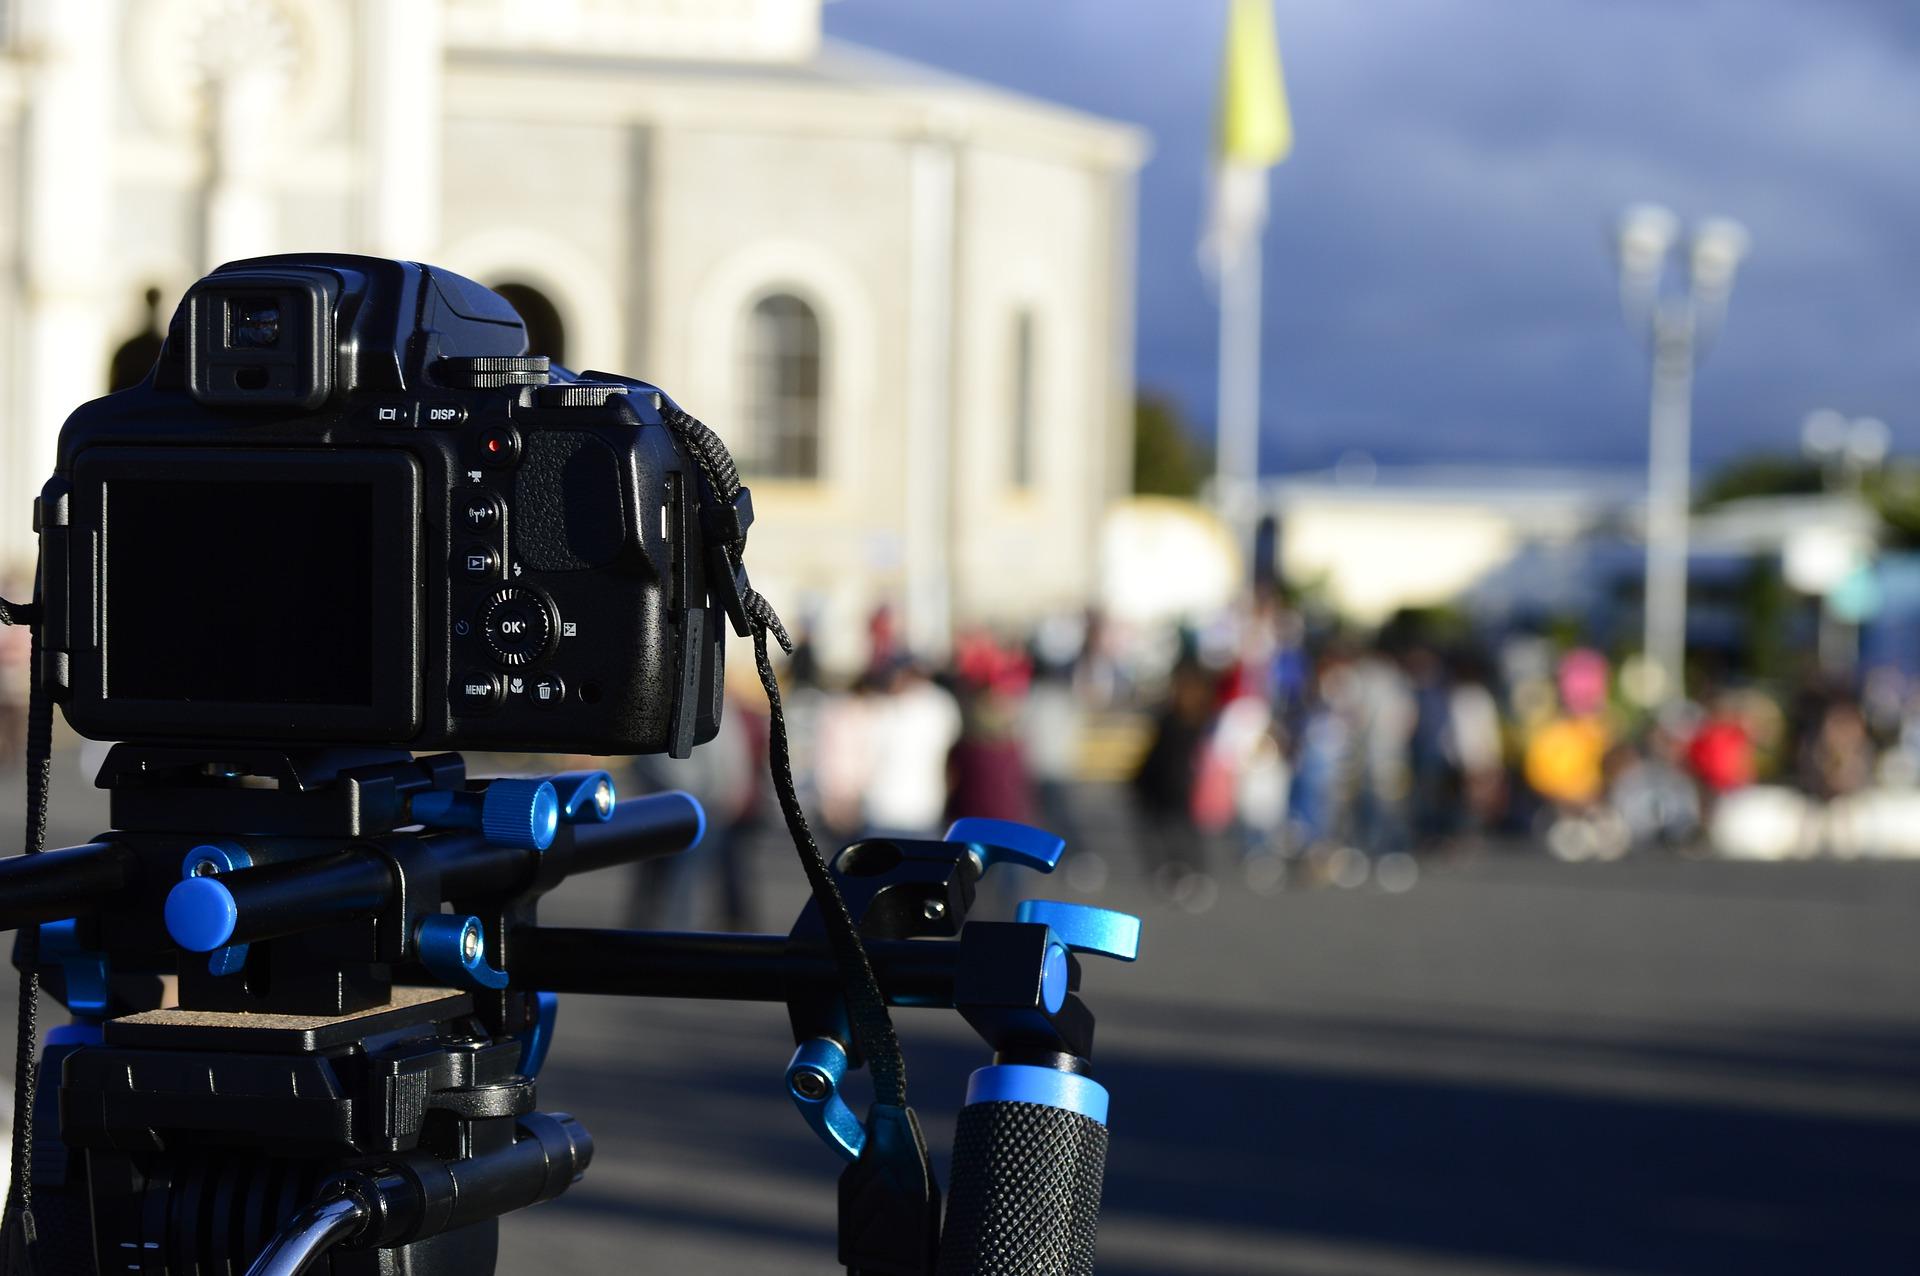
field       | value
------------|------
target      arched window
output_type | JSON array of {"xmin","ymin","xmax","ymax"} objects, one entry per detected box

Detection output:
[
  {"xmin": 741, "ymin": 292, "xmax": 822, "ymax": 480},
  {"xmin": 492, "ymin": 281, "xmax": 567, "ymax": 365}
]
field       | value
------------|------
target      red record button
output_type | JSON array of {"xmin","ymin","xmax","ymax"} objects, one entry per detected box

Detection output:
[{"xmin": 479, "ymin": 424, "xmax": 521, "ymax": 468}]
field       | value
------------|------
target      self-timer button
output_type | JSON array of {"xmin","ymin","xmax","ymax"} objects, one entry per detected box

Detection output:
[{"xmin": 479, "ymin": 587, "xmax": 555, "ymax": 668}]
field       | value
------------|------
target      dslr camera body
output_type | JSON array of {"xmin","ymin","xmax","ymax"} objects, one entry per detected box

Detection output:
[{"xmin": 36, "ymin": 253, "xmax": 727, "ymax": 757}]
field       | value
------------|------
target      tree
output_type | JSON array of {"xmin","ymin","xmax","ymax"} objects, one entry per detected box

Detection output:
[
  {"xmin": 1695, "ymin": 454, "xmax": 1822, "ymax": 508},
  {"xmin": 1132, "ymin": 391, "xmax": 1210, "ymax": 498}
]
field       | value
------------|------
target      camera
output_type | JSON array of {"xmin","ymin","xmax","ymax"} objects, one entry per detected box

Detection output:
[{"xmin": 34, "ymin": 254, "xmax": 726, "ymax": 756}]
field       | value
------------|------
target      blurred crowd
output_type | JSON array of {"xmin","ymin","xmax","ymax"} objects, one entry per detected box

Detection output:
[
  {"xmin": 617, "ymin": 591, "xmax": 1920, "ymax": 926},
  {"xmin": 10, "ymin": 566, "xmax": 1913, "ymax": 926}
]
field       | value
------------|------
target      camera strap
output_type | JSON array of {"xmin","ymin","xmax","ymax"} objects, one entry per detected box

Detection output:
[
  {"xmin": 656, "ymin": 403, "xmax": 911, "ymax": 1114},
  {"xmin": 0, "ymin": 595, "xmax": 48, "ymax": 1275}
]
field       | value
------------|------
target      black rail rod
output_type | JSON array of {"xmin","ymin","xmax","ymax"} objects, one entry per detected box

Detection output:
[
  {"xmin": 194, "ymin": 794, "xmax": 709, "ymax": 950},
  {"xmin": 0, "ymin": 842, "xmax": 137, "ymax": 931},
  {"xmin": 507, "ymin": 927, "xmax": 963, "ymax": 1008}
]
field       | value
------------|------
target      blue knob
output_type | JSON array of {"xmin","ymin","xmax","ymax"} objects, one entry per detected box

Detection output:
[
  {"xmin": 481, "ymin": 779, "xmax": 560, "ymax": 850},
  {"xmin": 166, "ymin": 877, "xmax": 239, "ymax": 952},
  {"xmin": 1041, "ymin": 941, "xmax": 1071, "ymax": 1013},
  {"xmin": 1015, "ymin": 899, "xmax": 1141, "ymax": 963},
  {"xmin": 180, "ymin": 842, "xmax": 253, "ymax": 976},
  {"xmin": 944, "ymin": 818, "xmax": 1066, "ymax": 876}
]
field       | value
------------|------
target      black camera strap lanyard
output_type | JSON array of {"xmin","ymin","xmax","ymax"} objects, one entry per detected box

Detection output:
[
  {"xmin": 658, "ymin": 403, "xmax": 908, "ymax": 1103},
  {"xmin": 658, "ymin": 404, "xmax": 939, "ymax": 1272},
  {"xmin": 0, "ymin": 593, "xmax": 50, "ymax": 1276}
]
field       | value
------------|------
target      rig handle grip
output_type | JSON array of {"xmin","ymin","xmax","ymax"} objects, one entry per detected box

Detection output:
[{"xmin": 935, "ymin": 1065, "xmax": 1109, "ymax": 1276}]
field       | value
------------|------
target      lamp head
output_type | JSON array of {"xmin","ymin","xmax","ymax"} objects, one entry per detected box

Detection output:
[{"xmin": 1688, "ymin": 217, "xmax": 1751, "ymax": 300}]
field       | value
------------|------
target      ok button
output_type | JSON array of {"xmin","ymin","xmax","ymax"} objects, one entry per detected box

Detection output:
[{"xmin": 479, "ymin": 587, "xmax": 555, "ymax": 668}]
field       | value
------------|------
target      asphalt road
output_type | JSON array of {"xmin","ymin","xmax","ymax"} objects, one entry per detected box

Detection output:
[{"xmin": 3, "ymin": 751, "xmax": 1919, "ymax": 1275}]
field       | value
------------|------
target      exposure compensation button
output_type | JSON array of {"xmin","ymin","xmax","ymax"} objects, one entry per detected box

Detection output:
[{"xmin": 480, "ymin": 587, "xmax": 555, "ymax": 668}]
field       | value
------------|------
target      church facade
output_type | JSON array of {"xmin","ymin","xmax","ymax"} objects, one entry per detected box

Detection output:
[{"xmin": 0, "ymin": 0, "xmax": 1145, "ymax": 669}]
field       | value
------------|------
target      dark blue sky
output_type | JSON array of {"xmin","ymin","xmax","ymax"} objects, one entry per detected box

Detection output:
[{"xmin": 824, "ymin": 0, "xmax": 1920, "ymax": 474}]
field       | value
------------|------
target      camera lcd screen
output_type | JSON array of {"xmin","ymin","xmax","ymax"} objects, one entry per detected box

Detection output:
[{"xmin": 107, "ymin": 479, "xmax": 378, "ymax": 706}]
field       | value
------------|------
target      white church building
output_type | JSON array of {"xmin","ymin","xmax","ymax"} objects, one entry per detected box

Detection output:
[{"xmin": 0, "ymin": 0, "xmax": 1145, "ymax": 670}]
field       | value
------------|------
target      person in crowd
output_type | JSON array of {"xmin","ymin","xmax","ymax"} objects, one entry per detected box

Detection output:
[
  {"xmin": 625, "ymin": 691, "xmax": 762, "ymax": 931},
  {"xmin": 1132, "ymin": 656, "xmax": 1215, "ymax": 895},
  {"xmin": 0, "ymin": 579, "xmax": 28, "ymax": 767},
  {"xmin": 862, "ymin": 658, "xmax": 963, "ymax": 836},
  {"xmin": 947, "ymin": 633, "xmax": 1036, "ymax": 829},
  {"xmin": 1444, "ymin": 650, "xmax": 1508, "ymax": 838}
]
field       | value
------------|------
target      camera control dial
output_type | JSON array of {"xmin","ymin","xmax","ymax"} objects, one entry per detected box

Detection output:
[{"xmin": 479, "ymin": 587, "xmax": 556, "ymax": 668}]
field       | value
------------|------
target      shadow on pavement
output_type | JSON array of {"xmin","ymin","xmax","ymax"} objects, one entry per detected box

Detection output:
[{"xmin": 535, "ymin": 998, "xmax": 1920, "ymax": 1275}]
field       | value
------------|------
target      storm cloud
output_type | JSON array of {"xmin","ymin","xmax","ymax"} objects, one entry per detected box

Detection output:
[{"xmin": 826, "ymin": 0, "xmax": 1920, "ymax": 472}]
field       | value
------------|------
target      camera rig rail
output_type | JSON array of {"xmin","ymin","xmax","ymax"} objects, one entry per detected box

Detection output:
[{"xmin": 0, "ymin": 749, "xmax": 1139, "ymax": 1276}]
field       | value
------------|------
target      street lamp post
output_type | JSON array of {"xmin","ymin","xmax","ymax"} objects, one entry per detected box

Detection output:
[{"xmin": 1615, "ymin": 206, "xmax": 1750, "ymax": 704}]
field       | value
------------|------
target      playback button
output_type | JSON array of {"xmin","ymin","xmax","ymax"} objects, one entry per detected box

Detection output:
[
  {"xmin": 459, "ymin": 544, "xmax": 499, "ymax": 580},
  {"xmin": 454, "ymin": 669, "xmax": 503, "ymax": 714}
]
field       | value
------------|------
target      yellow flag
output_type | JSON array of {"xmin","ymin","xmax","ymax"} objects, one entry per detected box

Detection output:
[{"xmin": 1215, "ymin": 0, "xmax": 1292, "ymax": 168}]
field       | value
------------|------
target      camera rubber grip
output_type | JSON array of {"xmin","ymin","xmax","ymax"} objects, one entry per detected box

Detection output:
[{"xmin": 936, "ymin": 1098, "xmax": 1109, "ymax": 1276}]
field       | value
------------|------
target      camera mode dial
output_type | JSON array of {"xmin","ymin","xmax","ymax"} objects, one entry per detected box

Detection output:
[
  {"xmin": 434, "ymin": 355, "xmax": 550, "ymax": 388},
  {"xmin": 479, "ymin": 587, "xmax": 556, "ymax": 668}
]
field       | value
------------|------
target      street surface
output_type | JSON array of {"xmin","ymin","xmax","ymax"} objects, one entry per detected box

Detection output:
[{"xmin": 2, "ymin": 754, "xmax": 1917, "ymax": 1274}]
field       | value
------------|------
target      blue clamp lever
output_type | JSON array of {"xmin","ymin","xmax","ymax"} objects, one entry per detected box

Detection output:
[
  {"xmin": 38, "ymin": 917, "xmax": 109, "ymax": 1019},
  {"xmin": 786, "ymin": 1037, "xmax": 867, "ymax": 1162},
  {"xmin": 517, "ymin": 990, "xmax": 561, "ymax": 1079},
  {"xmin": 944, "ymin": 817, "xmax": 1066, "ymax": 877},
  {"xmin": 547, "ymin": 771, "xmax": 618, "ymax": 824},
  {"xmin": 1016, "ymin": 899, "xmax": 1142, "ymax": 1016},
  {"xmin": 1015, "ymin": 900, "xmax": 1142, "ymax": 963},
  {"xmin": 417, "ymin": 914, "xmax": 509, "ymax": 991}
]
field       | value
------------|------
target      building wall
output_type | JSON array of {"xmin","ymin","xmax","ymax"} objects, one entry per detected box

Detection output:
[
  {"xmin": 0, "ymin": 0, "xmax": 1144, "ymax": 680},
  {"xmin": 950, "ymin": 144, "xmax": 1124, "ymax": 630},
  {"xmin": 652, "ymin": 123, "xmax": 917, "ymax": 672}
]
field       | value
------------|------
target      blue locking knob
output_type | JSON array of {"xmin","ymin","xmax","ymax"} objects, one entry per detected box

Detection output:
[
  {"xmin": 944, "ymin": 818, "xmax": 1066, "ymax": 876},
  {"xmin": 549, "ymin": 771, "xmax": 618, "ymax": 824},
  {"xmin": 411, "ymin": 779, "xmax": 560, "ymax": 850},
  {"xmin": 1015, "ymin": 899, "xmax": 1142, "ymax": 963},
  {"xmin": 166, "ymin": 877, "xmax": 239, "ymax": 952},
  {"xmin": 180, "ymin": 841, "xmax": 253, "ymax": 976},
  {"xmin": 482, "ymin": 779, "xmax": 560, "ymax": 849}
]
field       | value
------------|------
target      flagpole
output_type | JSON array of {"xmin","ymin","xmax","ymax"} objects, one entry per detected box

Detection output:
[
  {"xmin": 1207, "ymin": 0, "xmax": 1289, "ymax": 571},
  {"xmin": 1216, "ymin": 200, "xmax": 1263, "ymax": 556}
]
